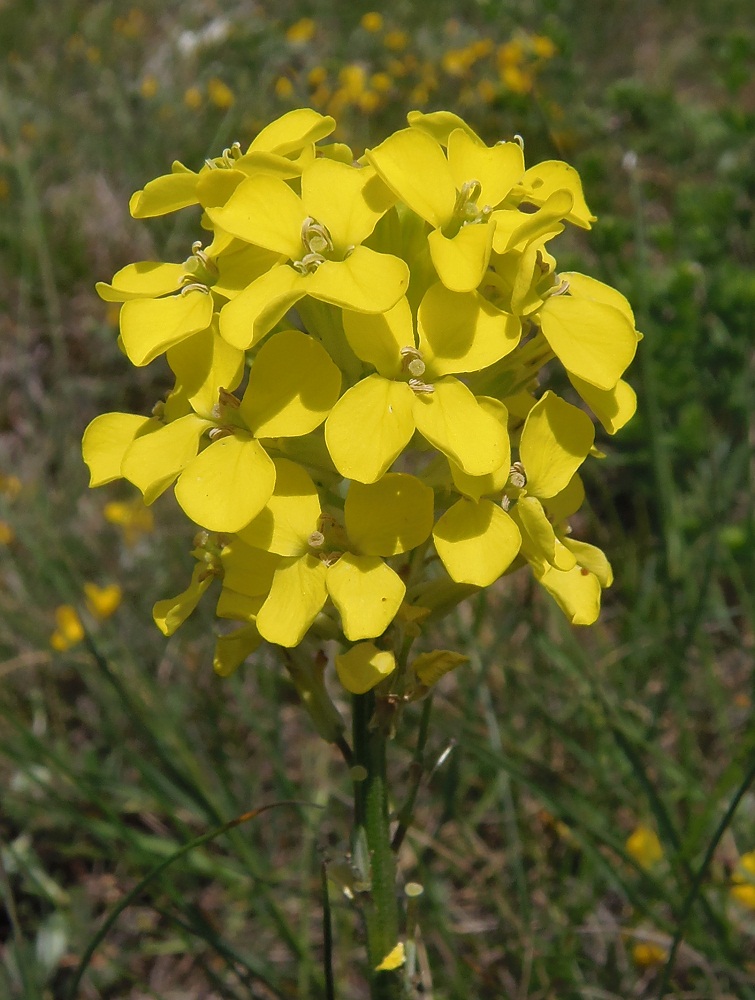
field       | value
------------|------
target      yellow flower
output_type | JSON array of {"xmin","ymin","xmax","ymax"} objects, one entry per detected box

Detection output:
[
  {"xmin": 501, "ymin": 64, "xmax": 532, "ymax": 94},
  {"xmin": 184, "ymin": 86, "xmax": 203, "ymax": 110},
  {"xmin": 50, "ymin": 606, "xmax": 84, "ymax": 652},
  {"xmin": 308, "ymin": 66, "xmax": 327, "ymax": 88},
  {"xmin": 286, "ymin": 18, "xmax": 316, "ymax": 44},
  {"xmin": 383, "ymin": 30, "xmax": 408, "ymax": 52},
  {"xmin": 358, "ymin": 91, "xmax": 381, "ymax": 114},
  {"xmin": 371, "ymin": 72, "xmax": 392, "ymax": 93},
  {"xmin": 632, "ymin": 942, "xmax": 668, "ymax": 967},
  {"xmin": 274, "ymin": 76, "xmax": 294, "ymax": 99},
  {"xmin": 338, "ymin": 64, "xmax": 366, "ymax": 100},
  {"xmin": 0, "ymin": 474, "xmax": 21, "ymax": 498},
  {"xmin": 84, "ymin": 583, "xmax": 123, "ymax": 620},
  {"xmin": 532, "ymin": 34, "xmax": 557, "ymax": 59},
  {"xmin": 208, "ymin": 77, "xmax": 234, "ymax": 109},
  {"xmin": 360, "ymin": 12, "xmax": 383, "ymax": 32},
  {"xmin": 140, "ymin": 74, "xmax": 158, "ymax": 99},
  {"xmin": 104, "ymin": 498, "xmax": 154, "ymax": 545},
  {"xmin": 731, "ymin": 851, "xmax": 755, "ymax": 910},
  {"xmin": 626, "ymin": 825, "xmax": 663, "ymax": 869},
  {"xmin": 477, "ymin": 79, "xmax": 497, "ymax": 104},
  {"xmin": 0, "ymin": 520, "xmax": 14, "ymax": 545}
]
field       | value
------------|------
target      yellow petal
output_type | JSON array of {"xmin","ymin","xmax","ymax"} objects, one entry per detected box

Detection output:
[
  {"xmin": 366, "ymin": 127, "xmax": 455, "ymax": 227},
  {"xmin": 561, "ymin": 272, "xmax": 637, "ymax": 328},
  {"xmin": 327, "ymin": 554, "xmax": 405, "ymax": 641},
  {"xmin": 175, "ymin": 434, "xmax": 276, "ymax": 532},
  {"xmin": 491, "ymin": 190, "xmax": 571, "ymax": 254},
  {"xmin": 539, "ymin": 295, "xmax": 638, "ymax": 390},
  {"xmin": 215, "ymin": 589, "xmax": 265, "ymax": 622},
  {"xmin": 512, "ymin": 495, "xmax": 574, "ymax": 571},
  {"xmin": 256, "ymin": 554, "xmax": 328, "ymax": 646},
  {"xmin": 249, "ymin": 108, "xmax": 335, "ymax": 155},
  {"xmin": 374, "ymin": 942, "xmax": 406, "ymax": 972},
  {"xmin": 239, "ymin": 458, "xmax": 321, "ymax": 556},
  {"xmin": 345, "ymin": 473, "xmax": 434, "ymax": 556},
  {"xmin": 626, "ymin": 825, "xmax": 663, "ymax": 869},
  {"xmin": 167, "ymin": 323, "xmax": 245, "ymax": 419},
  {"xmin": 335, "ymin": 642, "xmax": 396, "ymax": 694},
  {"xmin": 433, "ymin": 498, "xmax": 521, "ymax": 586},
  {"xmin": 325, "ymin": 376, "xmax": 415, "ymax": 483},
  {"xmin": 418, "ymin": 283, "xmax": 520, "ymax": 376},
  {"xmin": 129, "ymin": 164, "xmax": 198, "ymax": 218},
  {"xmin": 569, "ymin": 375, "xmax": 637, "ymax": 435},
  {"xmin": 407, "ymin": 109, "xmax": 482, "ymax": 146},
  {"xmin": 213, "ymin": 243, "xmax": 285, "ymax": 299},
  {"xmin": 534, "ymin": 562, "xmax": 602, "ymax": 624},
  {"xmin": 120, "ymin": 290, "xmax": 214, "ymax": 367},
  {"xmin": 207, "ymin": 174, "xmax": 304, "ymax": 258},
  {"xmin": 196, "ymin": 167, "xmax": 246, "ymax": 209},
  {"xmin": 447, "ymin": 397, "xmax": 511, "ymax": 500},
  {"xmin": 413, "ymin": 377, "xmax": 507, "ymax": 477},
  {"xmin": 96, "ymin": 262, "xmax": 185, "ymax": 302},
  {"xmin": 519, "ymin": 160, "xmax": 596, "ymax": 228},
  {"xmin": 221, "ymin": 537, "xmax": 282, "ymax": 596},
  {"xmin": 153, "ymin": 563, "xmax": 215, "ymax": 636},
  {"xmin": 519, "ymin": 391, "xmax": 595, "ymax": 499},
  {"xmin": 240, "ymin": 329, "xmax": 341, "ymax": 437},
  {"xmin": 428, "ymin": 222, "xmax": 494, "ymax": 293},
  {"xmin": 342, "ymin": 296, "xmax": 412, "ymax": 378},
  {"xmin": 562, "ymin": 537, "xmax": 613, "ymax": 587},
  {"xmin": 412, "ymin": 649, "xmax": 469, "ymax": 686},
  {"xmin": 301, "ymin": 159, "xmax": 395, "ymax": 250},
  {"xmin": 447, "ymin": 130, "xmax": 524, "ymax": 208},
  {"xmin": 306, "ymin": 246, "xmax": 409, "ymax": 313},
  {"xmin": 121, "ymin": 414, "xmax": 209, "ymax": 504},
  {"xmin": 542, "ymin": 474, "xmax": 585, "ymax": 523},
  {"xmin": 50, "ymin": 605, "xmax": 84, "ymax": 651},
  {"xmin": 218, "ymin": 265, "xmax": 304, "ymax": 349},
  {"xmin": 213, "ymin": 625, "xmax": 262, "ymax": 677},
  {"xmin": 82, "ymin": 412, "xmax": 153, "ymax": 486}
]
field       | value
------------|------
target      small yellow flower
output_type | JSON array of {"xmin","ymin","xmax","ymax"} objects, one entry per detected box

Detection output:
[
  {"xmin": 274, "ymin": 76, "xmax": 294, "ymax": 99},
  {"xmin": 370, "ymin": 72, "xmax": 392, "ymax": 93},
  {"xmin": 383, "ymin": 30, "xmax": 408, "ymax": 52},
  {"xmin": 358, "ymin": 90, "xmax": 381, "ymax": 114},
  {"xmin": 0, "ymin": 520, "xmax": 14, "ymax": 545},
  {"xmin": 140, "ymin": 74, "xmax": 158, "ymax": 99},
  {"xmin": 183, "ymin": 86, "xmax": 203, "ymax": 110},
  {"xmin": 84, "ymin": 583, "xmax": 123, "ymax": 620},
  {"xmin": 632, "ymin": 942, "xmax": 668, "ymax": 967},
  {"xmin": 0, "ymin": 474, "xmax": 21, "ymax": 498},
  {"xmin": 308, "ymin": 66, "xmax": 327, "ymax": 88},
  {"xmin": 104, "ymin": 498, "xmax": 154, "ymax": 545},
  {"xmin": 730, "ymin": 851, "xmax": 755, "ymax": 910},
  {"xmin": 208, "ymin": 77, "xmax": 234, "ymax": 109},
  {"xmin": 477, "ymin": 79, "xmax": 497, "ymax": 104},
  {"xmin": 285, "ymin": 18, "xmax": 315, "ymax": 44},
  {"xmin": 50, "ymin": 606, "xmax": 84, "ymax": 652},
  {"xmin": 626, "ymin": 825, "xmax": 663, "ymax": 870},
  {"xmin": 339, "ymin": 64, "xmax": 366, "ymax": 100},
  {"xmin": 532, "ymin": 34, "xmax": 557, "ymax": 59},
  {"xmin": 501, "ymin": 64, "xmax": 532, "ymax": 95},
  {"xmin": 86, "ymin": 46, "xmax": 101, "ymax": 65},
  {"xmin": 360, "ymin": 12, "xmax": 383, "ymax": 33}
]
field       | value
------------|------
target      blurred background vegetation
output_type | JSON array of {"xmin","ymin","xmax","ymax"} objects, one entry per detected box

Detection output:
[{"xmin": 0, "ymin": 0, "xmax": 753, "ymax": 997}]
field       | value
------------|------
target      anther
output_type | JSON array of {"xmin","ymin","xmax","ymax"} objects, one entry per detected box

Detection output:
[
  {"xmin": 409, "ymin": 378, "xmax": 434, "ymax": 395},
  {"xmin": 308, "ymin": 530, "xmax": 325, "ymax": 549},
  {"xmin": 509, "ymin": 462, "xmax": 527, "ymax": 489}
]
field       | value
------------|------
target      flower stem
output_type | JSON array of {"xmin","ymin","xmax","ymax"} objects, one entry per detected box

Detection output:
[{"xmin": 352, "ymin": 692, "xmax": 404, "ymax": 999}]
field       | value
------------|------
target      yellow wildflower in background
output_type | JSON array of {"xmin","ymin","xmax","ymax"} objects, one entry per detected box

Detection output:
[
  {"xmin": 533, "ymin": 34, "xmax": 557, "ymax": 59},
  {"xmin": 275, "ymin": 77, "xmax": 294, "ymax": 99},
  {"xmin": 360, "ymin": 12, "xmax": 383, "ymax": 33},
  {"xmin": 0, "ymin": 521, "xmax": 14, "ymax": 545},
  {"xmin": 208, "ymin": 77, "xmax": 234, "ymax": 109},
  {"xmin": 104, "ymin": 498, "xmax": 154, "ymax": 545},
  {"xmin": 308, "ymin": 66, "xmax": 327, "ymax": 88},
  {"xmin": 632, "ymin": 941, "xmax": 668, "ymax": 967},
  {"xmin": 285, "ymin": 18, "xmax": 315, "ymax": 44},
  {"xmin": 731, "ymin": 851, "xmax": 755, "ymax": 909},
  {"xmin": 140, "ymin": 74, "xmax": 158, "ymax": 99},
  {"xmin": 183, "ymin": 86, "xmax": 203, "ymax": 110},
  {"xmin": 626, "ymin": 824, "xmax": 663, "ymax": 869},
  {"xmin": 84, "ymin": 583, "xmax": 123, "ymax": 620},
  {"xmin": 0, "ymin": 474, "xmax": 21, "ymax": 498},
  {"xmin": 50, "ymin": 606, "xmax": 84, "ymax": 652},
  {"xmin": 384, "ymin": 30, "xmax": 408, "ymax": 52}
]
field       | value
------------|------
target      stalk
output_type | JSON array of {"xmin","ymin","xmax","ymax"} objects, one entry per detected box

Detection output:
[{"xmin": 352, "ymin": 692, "xmax": 405, "ymax": 1000}]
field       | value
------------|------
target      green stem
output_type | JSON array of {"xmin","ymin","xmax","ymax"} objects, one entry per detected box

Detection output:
[{"xmin": 352, "ymin": 692, "xmax": 404, "ymax": 1000}]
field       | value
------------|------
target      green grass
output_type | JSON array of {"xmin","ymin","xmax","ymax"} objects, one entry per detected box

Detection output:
[{"xmin": 1, "ymin": 0, "xmax": 754, "ymax": 997}]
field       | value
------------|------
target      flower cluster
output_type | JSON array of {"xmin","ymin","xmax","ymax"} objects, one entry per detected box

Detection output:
[{"xmin": 82, "ymin": 108, "xmax": 639, "ymax": 695}]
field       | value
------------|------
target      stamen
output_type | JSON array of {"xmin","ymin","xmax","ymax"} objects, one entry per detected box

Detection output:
[
  {"xmin": 509, "ymin": 462, "xmax": 527, "ymax": 489},
  {"xmin": 308, "ymin": 530, "xmax": 325, "ymax": 549},
  {"xmin": 409, "ymin": 378, "xmax": 434, "ymax": 395}
]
